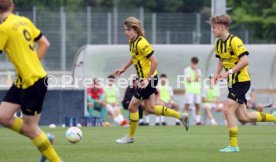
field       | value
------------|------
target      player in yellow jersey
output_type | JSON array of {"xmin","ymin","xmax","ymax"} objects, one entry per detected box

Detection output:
[
  {"xmin": 114, "ymin": 17, "xmax": 189, "ymax": 144},
  {"xmin": 210, "ymin": 15, "xmax": 276, "ymax": 152},
  {"xmin": 0, "ymin": 1, "xmax": 61, "ymax": 161}
]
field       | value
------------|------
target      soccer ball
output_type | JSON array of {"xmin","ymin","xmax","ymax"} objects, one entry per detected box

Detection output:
[{"xmin": 65, "ymin": 127, "xmax": 83, "ymax": 143}]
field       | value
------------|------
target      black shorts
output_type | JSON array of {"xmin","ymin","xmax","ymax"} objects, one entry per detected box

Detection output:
[
  {"xmin": 3, "ymin": 77, "xmax": 48, "ymax": 116},
  {"xmin": 134, "ymin": 75, "xmax": 158, "ymax": 100},
  {"xmin": 228, "ymin": 81, "xmax": 250, "ymax": 104}
]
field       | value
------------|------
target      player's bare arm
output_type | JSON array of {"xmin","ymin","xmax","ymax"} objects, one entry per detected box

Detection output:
[
  {"xmin": 114, "ymin": 58, "xmax": 133, "ymax": 77},
  {"xmin": 36, "ymin": 35, "xmax": 50, "ymax": 60}
]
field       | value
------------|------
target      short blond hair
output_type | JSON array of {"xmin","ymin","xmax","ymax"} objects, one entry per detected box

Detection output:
[
  {"xmin": 0, "ymin": 0, "xmax": 13, "ymax": 13},
  {"xmin": 124, "ymin": 17, "xmax": 145, "ymax": 36},
  {"xmin": 210, "ymin": 15, "xmax": 232, "ymax": 27}
]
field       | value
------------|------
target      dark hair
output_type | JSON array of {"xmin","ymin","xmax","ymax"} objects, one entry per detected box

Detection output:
[
  {"xmin": 160, "ymin": 74, "xmax": 167, "ymax": 78},
  {"xmin": 107, "ymin": 74, "xmax": 115, "ymax": 79},
  {"xmin": 93, "ymin": 78, "xmax": 99, "ymax": 84},
  {"xmin": 0, "ymin": 0, "xmax": 13, "ymax": 13},
  {"xmin": 191, "ymin": 57, "xmax": 199, "ymax": 64}
]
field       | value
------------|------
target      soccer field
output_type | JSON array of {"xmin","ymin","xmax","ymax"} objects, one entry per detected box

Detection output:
[{"xmin": 0, "ymin": 126, "xmax": 276, "ymax": 162}]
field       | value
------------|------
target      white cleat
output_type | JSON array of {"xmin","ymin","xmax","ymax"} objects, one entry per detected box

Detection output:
[
  {"xmin": 116, "ymin": 135, "xmax": 134, "ymax": 144},
  {"xmin": 180, "ymin": 113, "xmax": 189, "ymax": 131}
]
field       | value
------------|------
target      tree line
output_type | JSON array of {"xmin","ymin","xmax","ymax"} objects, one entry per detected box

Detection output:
[{"xmin": 14, "ymin": 0, "xmax": 276, "ymax": 43}]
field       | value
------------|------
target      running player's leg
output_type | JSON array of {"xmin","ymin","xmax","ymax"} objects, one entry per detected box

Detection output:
[
  {"xmin": 23, "ymin": 114, "xmax": 61, "ymax": 162},
  {"xmin": 0, "ymin": 102, "xmax": 22, "ymax": 134},
  {"xmin": 171, "ymin": 101, "xmax": 181, "ymax": 125},
  {"xmin": 219, "ymin": 99, "xmax": 239, "ymax": 152},
  {"xmin": 0, "ymin": 85, "xmax": 23, "ymax": 134},
  {"xmin": 116, "ymin": 96, "xmax": 141, "ymax": 144},
  {"xmin": 145, "ymin": 94, "xmax": 189, "ymax": 129},
  {"xmin": 235, "ymin": 103, "xmax": 276, "ymax": 123},
  {"xmin": 21, "ymin": 78, "xmax": 61, "ymax": 162}
]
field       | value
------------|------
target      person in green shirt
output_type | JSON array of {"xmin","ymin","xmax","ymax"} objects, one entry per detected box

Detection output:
[
  {"xmin": 157, "ymin": 74, "xmax": 181, "ymax": 126},
  {"xmin": 202, "ymin": 76, "xmax": 224, "ymax": 126},
  {"xmin": 105, "ymin": 75, "xmax": 128, "ymax": 126},
  {"xmin": 183, "ymin": 57, "xmax": 202, "ymax": 125}
]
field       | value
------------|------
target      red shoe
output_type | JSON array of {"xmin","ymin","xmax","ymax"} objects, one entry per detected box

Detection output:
[{"xmin": 120, "ymin": 120, "xmax": 128, "ymax": 126}]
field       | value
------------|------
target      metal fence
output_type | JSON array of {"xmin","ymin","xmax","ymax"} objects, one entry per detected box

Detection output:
[{"xmin": 0, "ymin": 7, "xmax": 259, "ymax": 71}]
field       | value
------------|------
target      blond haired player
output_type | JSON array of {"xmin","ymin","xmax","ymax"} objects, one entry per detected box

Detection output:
[
  {"xmin": 211, "ymin": 15, "xmax": 276, "ymax": 152},
  {"xmin": 114, "ymin": 17, "xmax": 189, "ymax": 144}
]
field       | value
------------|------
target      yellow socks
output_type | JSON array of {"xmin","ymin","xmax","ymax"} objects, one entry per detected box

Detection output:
[
  {"xmin": 154, "ymin": 105, "xmax": 181, "ymax": 119},
  {"xmin": 10, "ymin": 117, "xmax": 24, "ymax": 134},
  {"xmin": 128, "ymin": 112, "xmax": 139, "ymax": 138},
  {"xmin": 33, "ymin": 132, "xmax": 61, "ymax": 162},
  {"xmin": 256, "ymin": 112, "xmax": 276, "ymax": 122},
  {"xmin": 229, "ymin": 127, "xmax": 238, "ymax": 147}
]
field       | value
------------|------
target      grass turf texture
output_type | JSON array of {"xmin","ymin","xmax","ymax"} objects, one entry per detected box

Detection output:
[{"xmin": 0, "ymin": 125, "xmax": 276, "ymax": 162}]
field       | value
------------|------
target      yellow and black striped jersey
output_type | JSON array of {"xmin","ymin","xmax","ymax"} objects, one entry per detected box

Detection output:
[
  {"xmin": 215, "ymin": 34, "xmax": 250, "ymax": 84},
  {"xmin": 129, "ymin": 36, "xmax": 157, "ymax": 79},
  {"xmin": 0, "ymin": 14, "xmax": 47, "ymax": 89}
]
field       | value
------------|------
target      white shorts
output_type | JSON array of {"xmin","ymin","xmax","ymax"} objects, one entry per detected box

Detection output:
[
  {"xmin": 185, "ymin": 93, "xmax": 201, "ymax": 104},
  {"xmin": 203, "ymin": 103, "xmax": 224, "ymax": 109},
  {"xmin": 106, "ymin": 104, "xmax": 119, "ymax": 112},
  {"xmin": 203, "ymin": 103, "xmax": 216, "ymax": 109}
]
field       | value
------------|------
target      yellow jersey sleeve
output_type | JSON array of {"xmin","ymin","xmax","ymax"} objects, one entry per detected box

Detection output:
[
  {"xmin": 231, "ymin": 37, "xmax": 248, "ymax": 58},
  {"xmin": 26, "ymin": 18, "xmax": 42, "ymax": 41},
  {"xmin": 0, "ymin": 28, "xmax": 8, "ymax": 53},
  {"xmin": 138, "ymin": 38, "xmax": 154, "ymax": 58}
]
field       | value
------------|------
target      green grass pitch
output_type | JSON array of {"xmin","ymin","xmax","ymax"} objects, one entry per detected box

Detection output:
[{"xmin": 0, "ymin": 125, "xmax": 276, "ymax": 162}]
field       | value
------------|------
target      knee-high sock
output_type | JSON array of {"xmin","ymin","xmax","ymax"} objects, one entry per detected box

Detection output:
[
  {"xmin": 256, "ymin": 112, "xmax": 276, "ymax": 122},
  {"xmin": 10, "ymin": 117, "xmax": 24, "ymax": 135},
  {"xmin": 33, "ymin": 132, "xmax": 61, "ymax": 162},
  {"xmin": 154, "ymin": 105, "xmax": 180, "ymax": 119},
  {"xmin": 229, "ymin": 127, "xmax": 238, "ymax": 147},
  {"xmin": 128, "ymin": 112, "xmax": 139, "ymax": 138}
]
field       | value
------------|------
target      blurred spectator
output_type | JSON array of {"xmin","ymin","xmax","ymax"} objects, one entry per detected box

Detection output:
[
  {"xmin": 245, "ymin": 85, "xmax": 264, "ymax": 112},
  {"xmin": 157, "ymin": 74, "xmax": 181, "ymax": 126},
  {"xmin": 105, "ymin": 75, "xmax": 128, "ymax": 126},
  {"xmin": 202, "ymin": 76, "xmax": 224, "ymax": 126},
  {"xmin": 87, "ymin": 78, "xmax": 107, "ymax": 121},
  {"xmin": 183, "ymin": 57, "xmax": 202, "ymax": 125}
]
